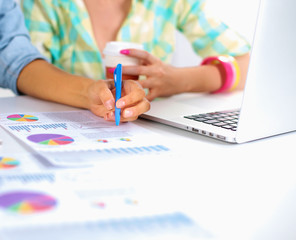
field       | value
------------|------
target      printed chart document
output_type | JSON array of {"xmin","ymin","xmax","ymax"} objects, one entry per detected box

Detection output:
[
  {"xmin": 0, "ymin": 110, "xmax": 174, "ymax": 166},
  {"xmin": 0, "ymin": 170, "xmax": 211, "ymax": 240},
  {"xmin": 0, "ymin": 110, "xmax": 214, "ymax": 239}
]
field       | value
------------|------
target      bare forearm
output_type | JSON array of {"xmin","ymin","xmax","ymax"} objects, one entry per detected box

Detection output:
[
  {"xmin": 169, "ymin": 53, "xmax": 250, "ymax": 93},
  {"xmin": 168, "ymin": 64, "xmax": 221, "ymax": 93},
  {"xmin": 17, "ymin": 60, "xmax": 93, "ymax": 109},
  {"xmin": 16, "ymin": 59, "xmax": 150, "ymax": 121}
]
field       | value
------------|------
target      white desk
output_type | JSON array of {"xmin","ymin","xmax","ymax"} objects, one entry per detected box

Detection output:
[{"xmin": 1, "ymin": 95, "xmax": 296, "ymax": 240}]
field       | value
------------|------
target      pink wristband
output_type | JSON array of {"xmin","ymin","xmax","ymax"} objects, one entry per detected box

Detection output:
[{"xmin": 201, "ymin": 56, "xmax": 235, "ymax": 93}]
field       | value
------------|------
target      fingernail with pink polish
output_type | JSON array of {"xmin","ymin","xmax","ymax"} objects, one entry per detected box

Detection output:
[
  {"xmin": 124, "ymin": 109, "xmax": 133, "ymax": 118},
  {"xmin": 105, "ymin": 99, "xmax": 114, "ymax": 110},
  {"xmin": 109, "ymin": 111, "xmax": 114, "ymax": 118},
  {"xmin": 105, "ymin": 111, "xmax": 115, "ymax": 121},
  {"xmin": 108, "ymin": 67, "xmax": 116, "ymax": 73},
  {"xmin": 120, "ymin": 49, "xmax": 130, "ymax": 55},
  {"xmin": 116, "ymin": 100, "xmax": 125, "ymax": 108}
]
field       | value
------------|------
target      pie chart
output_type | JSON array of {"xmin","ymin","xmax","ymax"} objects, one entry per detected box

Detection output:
[
  {"xmin": 27, "ymin": 134, "xmax": 74, "ymax": 145},
  {"xmin": 0, "ymin": 157, "xmax": 20, "ymax": 169},
  {"xmin": 0, "ymin": 191, "xmax": 57, "ymax": 214},
  {"xmin": 7, "ymin": 114, "xmax": 38, "ymax": 122}
]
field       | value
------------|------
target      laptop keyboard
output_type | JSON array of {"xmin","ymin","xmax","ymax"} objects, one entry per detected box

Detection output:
[{"xmin": 184, "ymin": 109, "xmax": 240, "ymax": 131}]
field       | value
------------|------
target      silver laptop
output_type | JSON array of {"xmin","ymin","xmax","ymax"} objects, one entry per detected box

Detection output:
[{"xmin": 141, "ymin": 0, "xmax": 296, "ymax": 143}]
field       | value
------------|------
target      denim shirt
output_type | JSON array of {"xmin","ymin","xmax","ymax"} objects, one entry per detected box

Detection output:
[{"xmin": 0, "ymin": 0, "xmax": 46, "ymax": 94}]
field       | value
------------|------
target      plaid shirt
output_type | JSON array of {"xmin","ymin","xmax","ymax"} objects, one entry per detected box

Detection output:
[{"xmin": 21, "ymin": 0, "xmax": 250, "ymax": 80}]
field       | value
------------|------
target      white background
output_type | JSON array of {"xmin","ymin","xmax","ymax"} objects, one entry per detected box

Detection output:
[
  {"xmin": 172, "ymin": 0, "xmax": 260, "ymax": 67},
  {"xmin": 0, "ymin": 0, "xmax": 260, "ymax": 97}
]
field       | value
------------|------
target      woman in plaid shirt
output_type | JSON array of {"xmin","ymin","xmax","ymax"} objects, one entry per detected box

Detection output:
[
  {"xmin": 1, "ymin": 0, "xmax": 150, "ymax": 123},
  {"xmin": 22, "ymin": 0, "xmax": 250, "ymax": 101}
]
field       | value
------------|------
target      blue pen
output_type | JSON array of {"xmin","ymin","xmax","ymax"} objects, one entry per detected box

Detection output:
[{"xmin": 114, "ymin": 64, "xmax": 122, "ymax": 126}]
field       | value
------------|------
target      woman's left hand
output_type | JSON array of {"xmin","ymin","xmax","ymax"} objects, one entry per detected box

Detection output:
[{"xmin": 120, "ymin": 49, "xmax": 183, "ymax": 101}]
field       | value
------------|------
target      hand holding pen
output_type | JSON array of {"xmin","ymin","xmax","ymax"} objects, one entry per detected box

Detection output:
[{"xmin": 86, "ymin": 65, "xmax": 150, "ymax": 123}]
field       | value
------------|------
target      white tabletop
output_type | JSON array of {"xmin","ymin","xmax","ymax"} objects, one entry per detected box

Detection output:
[{"xmin": 1, "ymin": 95, "xmax": 296, "ymax": 240}]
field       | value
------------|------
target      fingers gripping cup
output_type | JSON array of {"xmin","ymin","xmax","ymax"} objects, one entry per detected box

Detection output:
[{"xmin": 103, "ymin": 41, "xmax": 144, "ymax": 80}]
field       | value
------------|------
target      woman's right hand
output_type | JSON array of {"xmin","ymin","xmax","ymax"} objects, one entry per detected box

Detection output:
[{"xmin": 88, "ymin": 79, "xmax": 150, "ymax": 122}]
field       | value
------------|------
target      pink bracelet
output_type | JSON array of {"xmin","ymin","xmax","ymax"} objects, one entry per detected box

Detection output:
[{"xmin": 201, "ymin": 56, "xmax": 238, "ymax": 93}]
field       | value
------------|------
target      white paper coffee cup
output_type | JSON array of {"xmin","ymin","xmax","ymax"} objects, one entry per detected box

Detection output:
[{"xmin": 103, "ymin": 41, "xmax": 144, "ymax": 80}]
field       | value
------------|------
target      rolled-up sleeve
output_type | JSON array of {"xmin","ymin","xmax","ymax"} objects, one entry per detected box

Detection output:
[{"xmin": 0, "ymin": 0, "xmax": 47, "ymax": 94}]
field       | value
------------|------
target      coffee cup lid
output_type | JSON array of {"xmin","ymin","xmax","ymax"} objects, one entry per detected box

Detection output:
[{"xmin": 103, "ymin": 41, "xmax": 144, "ymax": 56}]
